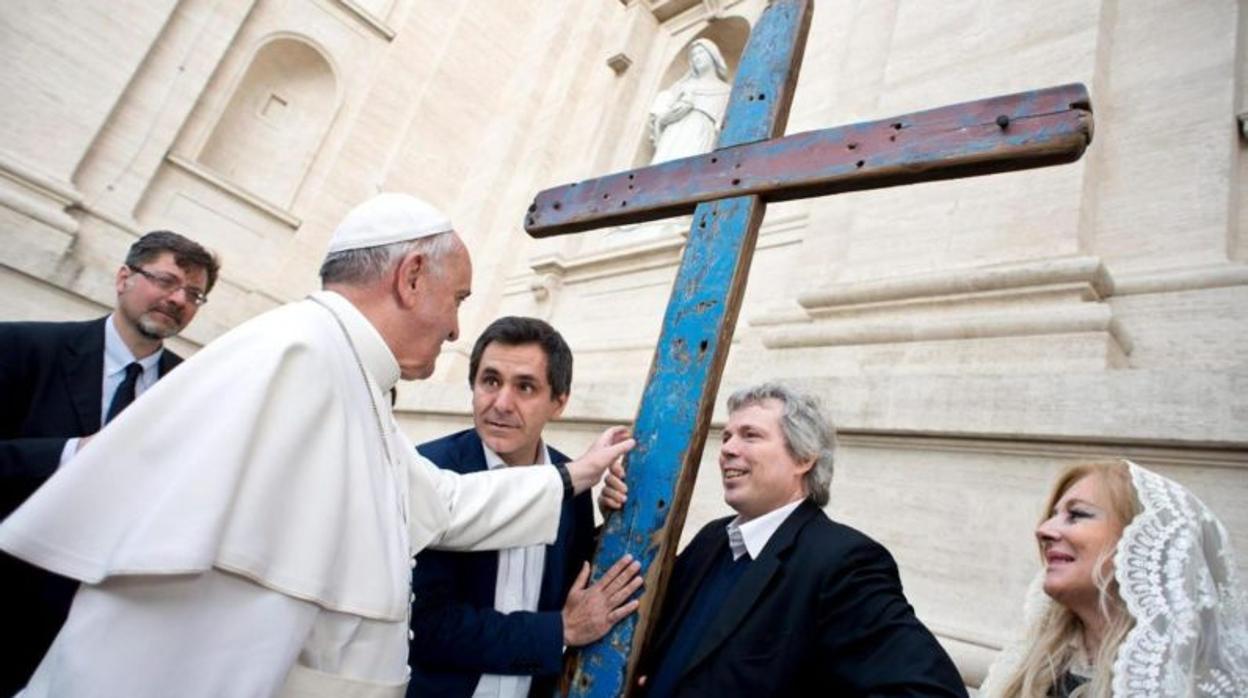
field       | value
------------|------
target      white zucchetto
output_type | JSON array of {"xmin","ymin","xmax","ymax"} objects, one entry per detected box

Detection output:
[{"xmin": 326, "ymin": 193, "xmax": 453, "ymax": 254}]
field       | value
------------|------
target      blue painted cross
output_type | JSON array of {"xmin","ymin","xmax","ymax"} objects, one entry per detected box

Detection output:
[{"xmin": 524, "ymin": 1, "xmax": 1092, "ymax": 696}]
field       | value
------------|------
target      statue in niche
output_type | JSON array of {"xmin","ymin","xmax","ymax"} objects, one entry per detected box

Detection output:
[
  {"xmin": 600, "ymin": 38, "xmax": 732, "ymax": 247},
  {"xmin": 647, "ymin": 38, "xmax": 732, "ymax": 164}
]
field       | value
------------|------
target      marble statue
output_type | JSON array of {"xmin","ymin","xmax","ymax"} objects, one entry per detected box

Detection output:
[{"xmin": 648, "ymin": 38, "xmax": 732, "ymax": 164}]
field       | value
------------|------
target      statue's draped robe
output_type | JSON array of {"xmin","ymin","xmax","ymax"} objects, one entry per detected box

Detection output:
[
  {"xmin": 0, "ymin": 290, "xmax": 564, "ymax": 697},
  {"xmin": 649, "ymin": 77, "xmax": 731, "ymax": 164}
]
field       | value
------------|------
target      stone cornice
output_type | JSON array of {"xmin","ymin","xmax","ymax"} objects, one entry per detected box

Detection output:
[{"xmin": 165, "ymin": 154, "xmax": 302, "ymax": 229}]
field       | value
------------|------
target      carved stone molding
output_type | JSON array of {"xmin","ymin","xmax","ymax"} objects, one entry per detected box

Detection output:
[
  {"xmin": 640, "ymin": 0, "xmax": 744, "ymax": 23},
  {"xmin": 762, "ymin": 303, "xmax": 1132, "ymax": 353},
  {"xmin": 523, "ymin": 210, "xmax": 805, "ymax": 289},
  {"xmin": 0, "ymin": 149, "xmax": 82, "ymax": 233},
  {"xmin": 755, "ymin": 256, "xmax": 1131, "ymax": 357},
  {"xmin": 165, "ymin": 154, "xmax": 302, "ymax": 229},
  {"xmin": 796, "ymin": 256, "xmax": 1113, "ymax": 314},
  {"xmin": 330, "ymin": 0, "xmax": 396, "ymax": 41},
  {"xmin": 528, "ymin": 272, "xmax": 563, "ymax": 302},
  {"xmin": 1112, "ymin": 262, "xmax": 1248, "ymax": 295}
]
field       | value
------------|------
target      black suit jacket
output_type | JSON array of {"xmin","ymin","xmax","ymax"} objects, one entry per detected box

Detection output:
[
  {"xmin": 640, "ymin": 500, "xmax": 967, "ymax": 697},
  {"xmin": 407, "ymin": 429, "xmax": 596, "ymax": 698},
  {"xmin": 0, "ymin": 316, "xmax": 181, "ymax": 695},
  {"xmin": 0, "ymin": 316, "xmax": 181, "ymax": 514}
]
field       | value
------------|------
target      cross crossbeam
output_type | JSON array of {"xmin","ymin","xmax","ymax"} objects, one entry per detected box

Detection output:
[{"xmin": 526, "ymin": 83, "xmax": 1091, "ymax": 237}]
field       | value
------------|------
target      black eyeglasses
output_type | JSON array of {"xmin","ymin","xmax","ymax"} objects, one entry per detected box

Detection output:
[{"xmin": 128, "ymin": 265, "xmax": 210, "ymax": 306}]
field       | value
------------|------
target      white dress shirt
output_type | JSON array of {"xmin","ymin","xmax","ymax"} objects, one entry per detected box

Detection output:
[
  {"xmin": 726, "ymin": 499, "xmax": 804, "ymax": 561},
  {"xmin": 60, "ymin": 314, "xmax": 165, "ymax": 464},
  {"xmin": 472, "ymin": 443, "xmax": 552, "ymax": 698}
]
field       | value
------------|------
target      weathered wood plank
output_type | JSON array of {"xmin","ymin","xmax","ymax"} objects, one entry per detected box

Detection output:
[
  {"xmin": 562, "ymin": 2, "xmax": 813, "ymax": 696},
  {"xmin": 526, "ymin": 83, "xmax": 1092, "ymax": 237}
]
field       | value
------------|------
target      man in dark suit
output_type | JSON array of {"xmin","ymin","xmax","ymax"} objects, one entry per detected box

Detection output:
[
  {"xmin": 408, "ymin": 316, "xmax": 641, "ymax": 698},
  {"xmin": 603, "ymin": 383, "xmax": 967, "ymax": 697},
  {"xmin": 0, "ymin": 229, "xmax": 219, "ymax": 694}
]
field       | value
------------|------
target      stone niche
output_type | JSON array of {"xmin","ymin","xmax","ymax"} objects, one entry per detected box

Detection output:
[
  {"xmin": 632, "ymin": 16, "xmax": 749, "ymax": 167},
  {"xmin": 135, "ymin": 26, "xmax": 347, "ymax": 298},
  {"xmin": 197, "ymin": 37, "xmax": 339, "ymax": 209}
]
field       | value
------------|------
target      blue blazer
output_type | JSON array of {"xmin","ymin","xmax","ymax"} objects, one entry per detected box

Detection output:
[
  {"xmin": 0, "ymin": 316, "xmax": 181, "ymax": 695},
  {"xmin": 639, "ymin": 500, "xmax": 967, "ymax": 697},
  {"xmin": 407, "ymin": 429, "xmax": 596, "ymax": 698}
]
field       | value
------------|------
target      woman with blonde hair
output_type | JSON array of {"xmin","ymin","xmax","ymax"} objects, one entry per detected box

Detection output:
[{"xmin": 980, "ymin": 459, "xmax": 1247, "ymax": 697}]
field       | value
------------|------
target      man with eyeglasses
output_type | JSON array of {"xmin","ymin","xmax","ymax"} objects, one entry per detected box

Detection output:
[
  {"xmin": 0, "ymin": 229, "xmax": 219, "ymax": 695},
  {"xmin": 0, "ymin": 194, "xmax": 634, "ymax": 697}
]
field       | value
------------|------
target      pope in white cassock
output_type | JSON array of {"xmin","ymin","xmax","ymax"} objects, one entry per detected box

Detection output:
[{"xmin": 0, "ymin": 193, "xmax": 636, "ymax": 697}]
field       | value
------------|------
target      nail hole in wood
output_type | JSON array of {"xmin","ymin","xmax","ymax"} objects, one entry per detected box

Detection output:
[
  {"xmin": 552, "ymin": 202, "xmax": 561, "ymax": 210},
  {"xmin": 731, "ymin": 178, "xmax": 741, "ymax": 186},
  {"xmin": 855, "ymin": 160, "xmax": 864, "ymax": 168},
  {"xmin": 847, "ymin": 143, "xmax": 858, "ymax": 151}
]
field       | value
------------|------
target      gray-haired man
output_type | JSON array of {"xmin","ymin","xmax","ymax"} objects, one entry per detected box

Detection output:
[{"xmin": 604, "ymin": 383, "xmax": 966, "ymax": 697}]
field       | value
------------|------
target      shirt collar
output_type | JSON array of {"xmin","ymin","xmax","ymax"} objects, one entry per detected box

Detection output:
[
  {"xmin": 310, "ymin": 290, "xmax": 401, "ymax": 392},
  {"xmin": 482, "ymin": 440, "xmax": 551, "ymax": 470},
  {"xmin": 104, "ymin": 313, "xmax": 163, "ymax": 376},
  {"xmin": 726, "ymin": 499, "xmax": 804, "ymax": 561}
]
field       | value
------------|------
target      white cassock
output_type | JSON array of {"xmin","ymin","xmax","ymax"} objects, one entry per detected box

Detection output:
[{"xmin": 0, "ymin": 290, "xmax": 564, "ymax": 698}]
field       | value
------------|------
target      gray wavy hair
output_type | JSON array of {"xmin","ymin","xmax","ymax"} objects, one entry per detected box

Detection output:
[
  {"xmin": 318, "ymin": 231, "xmax": 458, "ymax": 286},
  {"xmin": 726, "ymin": 382, "xmax": 838, "ymax": 506}
]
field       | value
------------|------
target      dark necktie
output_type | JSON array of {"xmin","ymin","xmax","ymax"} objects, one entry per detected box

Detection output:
[{"xmin": 106, "ymin": 362, "xmax": 144, "ymax": 424}]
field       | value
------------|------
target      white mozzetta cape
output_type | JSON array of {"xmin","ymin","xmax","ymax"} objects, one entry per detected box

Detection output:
[{"xmin": 0, "ymin": 290, "xmax": 562, "ymax": 625}]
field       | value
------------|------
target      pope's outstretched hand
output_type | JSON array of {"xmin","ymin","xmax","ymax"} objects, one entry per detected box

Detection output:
[{"xmin": 566, "ymin": 426, "xmax": 635, "ymax": 494}]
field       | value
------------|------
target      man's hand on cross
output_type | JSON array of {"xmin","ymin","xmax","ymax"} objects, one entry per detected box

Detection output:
[
  {"xmin": 597, "ymin": 461, "xmax": 628, "ymax": 517},
  {"xmin": 562, "ymin": 556, "xmax": 644, "ymax": 647},
  {"xmin": 567, "ymin": 426, "xmax": 635, "ymax": 495}
]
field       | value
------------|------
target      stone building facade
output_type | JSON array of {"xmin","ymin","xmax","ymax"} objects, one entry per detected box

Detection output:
[{"xmin": 3, "ymin": 0, "xmax": 1246, "ymax": 688}]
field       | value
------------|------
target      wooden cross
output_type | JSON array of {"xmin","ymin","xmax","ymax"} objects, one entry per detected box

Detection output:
[{"xmin": 523, "ymin": 1, "xmax": 1092, "ymax": 696}]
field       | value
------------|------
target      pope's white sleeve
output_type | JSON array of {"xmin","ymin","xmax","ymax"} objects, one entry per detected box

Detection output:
[
  {"xmin": 421, "ymin": 453, "xmax": 564, "ymax": 552},
  {"xmin": 21, "ymin": 569, "xmax": 318, "ymax": 698}
]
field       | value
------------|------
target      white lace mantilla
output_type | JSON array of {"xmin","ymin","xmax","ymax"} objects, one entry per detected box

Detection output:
[
  {"xmin": 1112, "ymin": 463, "xmax": 1248, "ymax": 697},
  {"xmin": 980, "ymin": 462, "xmax": 1248, "ymax": 698}
]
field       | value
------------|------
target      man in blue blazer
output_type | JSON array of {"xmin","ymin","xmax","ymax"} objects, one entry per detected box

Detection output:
[
  {"xmin": 0, "ymin": 230, "xmax": 219, "ymax": 694},
  {"xmin": 604, "ymin": 383, "xmax": 967, "ymax": 698},
  {"xmin": 408, "ymin": 316, "xmax": 641, "ymax": 698}
]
